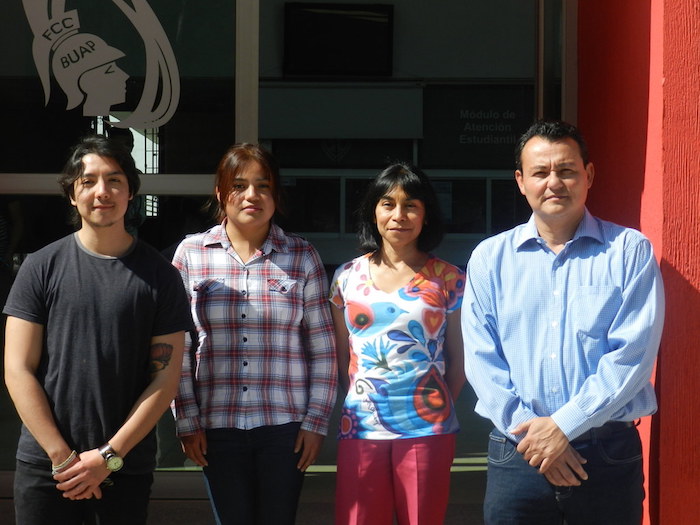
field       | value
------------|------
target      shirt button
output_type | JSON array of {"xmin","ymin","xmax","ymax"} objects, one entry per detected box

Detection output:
[
  {"xmin": 241, "ymin": 314, "xmax": 246, "ymax": 319},
  {"xmin": 551, "ymin": 321, "xmax": 559, "ymax": 328},
  {"xmin": 553, "ymin": 290, "xmax": 560, "ymax": 296},
  {"xmin": 241, "ymin": 290, "xmax": 247, "ymax": 296},
  {"xmin": 243, "ymin": 337, "xmax": 248, "ymax": 342},
  {"xmin": 552, "ymin": 386, "xmax": 559, "ymax": 393},
  {"xmin": 243, "ymin": 361, "xmax": 248, "ymax": 366},
  {"xmin": 550, "ymin": 353, "xmax": 556, "ymax": 359},
  {"xmin": 242, "ymin": 386, "xmax": 248, "ymax": 392}
]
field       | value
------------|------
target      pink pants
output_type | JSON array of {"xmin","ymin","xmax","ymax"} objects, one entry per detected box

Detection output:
[{"xmin": 335, "ymin": 434, "xmax": 456, "ymax": 525}]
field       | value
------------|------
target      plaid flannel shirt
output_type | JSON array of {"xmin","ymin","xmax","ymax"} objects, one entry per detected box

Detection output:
[{"xmin": 172, "ymin": 222, "xmax": 337, "ymax": 436}]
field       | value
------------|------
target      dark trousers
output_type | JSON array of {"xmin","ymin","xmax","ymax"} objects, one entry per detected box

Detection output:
[
  {"xmin": 483, "ymin": 425, "xmax": 644, "ymax": 525},
  {"xmin": 203, "ymin": 422, "xmax": 305, "ymax": 525},
  {"xmin": 14, "ymin": 460, "xmax": 153, "ymax": 525}
]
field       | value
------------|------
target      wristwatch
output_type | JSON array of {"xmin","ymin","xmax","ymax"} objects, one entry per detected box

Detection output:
[{"xmin": 98, "ymin": 443, "xmax": 124, "ymax": 472}]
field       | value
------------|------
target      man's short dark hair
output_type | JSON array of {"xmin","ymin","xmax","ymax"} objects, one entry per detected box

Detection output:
[
  {"xmin": 515, "ymin": 120, "xmax": 590, "ymax": 170},
  {"xmin": 59, "ymin": 134, "xmax": 141, "ymax": 200}
]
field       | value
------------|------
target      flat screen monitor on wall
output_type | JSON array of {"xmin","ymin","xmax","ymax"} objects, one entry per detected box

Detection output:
[{"xmin": 283, "ymin": 3, "xmax": 393, "ymax": 78}]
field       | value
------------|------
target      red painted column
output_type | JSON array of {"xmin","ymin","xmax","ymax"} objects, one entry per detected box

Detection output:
[
  {"xmin": 578, "ymin": 0, "xmax": 700, "ymax": 523},
  {"xmin": 640, "ymin": 2, "xmax": 664, "ymax": 523},
  {"xmin": 649, "ymin": 0, "xmax": 700, "ymax": 523},
  {"xmin": 577, "ymin": 1, "xmax": 651, "ymax": 229}
]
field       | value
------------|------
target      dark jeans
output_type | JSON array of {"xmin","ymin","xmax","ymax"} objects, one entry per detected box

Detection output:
[
  {"xmin": 14, "ymin": 460, "xmax": 153, "ymax": 525},
  {"xmin": 203, "ymin": 422, "xmax": 305, "ymax": 525},
  {"xmin": 483, "ymin": 426, "xmax": 644, "ymax": 525}
]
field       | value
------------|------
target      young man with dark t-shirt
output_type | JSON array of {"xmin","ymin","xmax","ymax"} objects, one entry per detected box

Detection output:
[{"xmin": 3, "ymin": 135, "xmax": 194, "ymax": 525}]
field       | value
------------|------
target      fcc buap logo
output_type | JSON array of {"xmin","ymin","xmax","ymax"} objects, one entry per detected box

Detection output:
[{"xmin": 22, "ymin": 0, "xmax": 180, "ymax": 130}]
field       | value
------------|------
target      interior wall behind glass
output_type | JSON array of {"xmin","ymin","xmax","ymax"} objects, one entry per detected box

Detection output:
[
  {"xmin": 260, "ymin": 0, "xmax": 536, "ymax": 79},
  {"xmin": 258, "ymin": 0, "xmax": 538, "ymax": 172}
]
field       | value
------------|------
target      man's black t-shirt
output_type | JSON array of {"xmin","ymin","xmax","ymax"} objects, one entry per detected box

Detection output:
[{"xmin": 4, "ymin": 233, "xmax": 193, "ymax": 474}]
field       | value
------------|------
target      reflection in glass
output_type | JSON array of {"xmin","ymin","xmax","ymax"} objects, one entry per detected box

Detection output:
[
  {"xmin": 491, "ymin": 179, "xmax": 531, "ymax": 234},
  {"xmin": 345, "ymin": 178, "xmax": 373, "ymax": 235},
  {"xmin": 139, "ymin": 196, "xmax": 216, "ymax": 258},
  {"xmin": 272, "ymin": 139, "xmax": 413, "ymax": 169},
  {"xmin": 278, "ymin": 178, "xmax": 340, "ymax": 234},
  {"xmin": 435, "ymin": 179, "xmax": 487, "ymax": 234}
]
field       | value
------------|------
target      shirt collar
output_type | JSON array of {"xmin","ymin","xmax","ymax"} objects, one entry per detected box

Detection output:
[
  {"xmin": 262, "ymin": 223, "xmax": 289, "ymax": 254},
  {"xmin": 515, "ymin": 208, "xmax": 603, "ymax": 250},
  {"xmin": 202, "ymin": 220, "xmax": 288, "ymax": 254}
]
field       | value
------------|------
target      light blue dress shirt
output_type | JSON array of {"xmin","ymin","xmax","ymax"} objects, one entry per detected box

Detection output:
[{"xmin": 462, "ymin": 209, "xmax": 664, "ymax": 442}]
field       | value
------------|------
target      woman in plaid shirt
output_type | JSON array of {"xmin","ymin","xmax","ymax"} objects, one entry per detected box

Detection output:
[{"xmin": 171, "ymin": 144, "xmax": 337, "ymax": 525}]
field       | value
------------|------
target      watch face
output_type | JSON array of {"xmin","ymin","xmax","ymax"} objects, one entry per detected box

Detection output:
[{"xmin": 106, "ymin": 454, "xmax": 124, "ymax": 472}]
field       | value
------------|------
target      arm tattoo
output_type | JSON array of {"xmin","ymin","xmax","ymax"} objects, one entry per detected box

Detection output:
[{"xmin": 149, "ymin": 342, "xmax": 174, "ymax": 374}]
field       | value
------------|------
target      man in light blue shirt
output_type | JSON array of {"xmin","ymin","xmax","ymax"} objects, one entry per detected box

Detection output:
[{"xmin": 462, "ymin": 120, "xmax": 664, "ymax": 525}]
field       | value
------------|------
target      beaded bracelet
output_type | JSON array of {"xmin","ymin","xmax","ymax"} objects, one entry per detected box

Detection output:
[{"xmin": 51, "ymin": 450, "xmax": 77, "ymax": 475}]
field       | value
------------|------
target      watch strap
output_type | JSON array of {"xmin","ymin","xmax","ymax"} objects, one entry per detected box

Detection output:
[{"xmin": 98, "ymin": 443, "xmax": 119, "ymax": 458}]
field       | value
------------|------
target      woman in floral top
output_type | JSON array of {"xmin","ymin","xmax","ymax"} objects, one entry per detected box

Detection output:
[{"xmin": 330, "ymin": 163, "xmax": 466, "ymax": 524}]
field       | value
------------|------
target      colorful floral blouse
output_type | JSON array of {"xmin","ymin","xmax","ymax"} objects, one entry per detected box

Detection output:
[{"xmin": 330, "ymin": 254, "xmax": 465, "ymax": 440}]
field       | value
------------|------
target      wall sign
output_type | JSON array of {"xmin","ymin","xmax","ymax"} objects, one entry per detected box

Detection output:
[{"xmin": 422, "ymin": 84, "xmax": 535, "ymax": 169}]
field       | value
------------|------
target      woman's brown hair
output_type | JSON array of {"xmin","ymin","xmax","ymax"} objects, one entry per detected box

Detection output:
[{"xmin": 214, "ymin": 143, "xmax": 284, "ymax": 221}]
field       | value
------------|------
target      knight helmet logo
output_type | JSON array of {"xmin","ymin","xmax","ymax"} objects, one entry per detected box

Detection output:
[{"xmin": 22, "ymin": 0, "xmax": 180, "ymax": 130}]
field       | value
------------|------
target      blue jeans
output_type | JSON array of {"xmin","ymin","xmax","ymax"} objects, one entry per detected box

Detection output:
[
  {"xmin": 203, "ymin": 422, "xmax": 305, "ymax": 525},
  {"xmin": 483, "ymin": 426, "xmax": 644, "ymax": 525},
  {"xmin": 14, "ymin": 460, "xmax": 152, "ymax": 525}
]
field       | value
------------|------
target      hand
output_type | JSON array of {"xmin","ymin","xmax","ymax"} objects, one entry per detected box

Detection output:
[
  {"xmin": 542, "ymin": 445, "xmax": 588, "ymax": 486},
  {"xmin": 512, "ymin": 417, "xmax": 569, "ymax": 473},
  {"xmin": 294, "ymin": 429, "xmax": 324, "ymax": 472},
  {"xmin": 54, "ymin": 449, "xmax": 109, "ymax": 500},
  {"xmin": 180, "ymin": 432, "xmax": 208, "ymax": 467}
]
